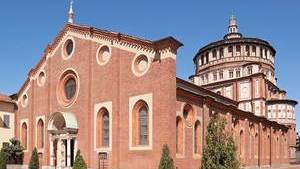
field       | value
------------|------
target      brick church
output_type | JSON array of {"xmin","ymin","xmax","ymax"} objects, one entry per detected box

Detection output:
[{"xmin": 0, "ymin": 2, "xmax": 298, "ymax": 169}]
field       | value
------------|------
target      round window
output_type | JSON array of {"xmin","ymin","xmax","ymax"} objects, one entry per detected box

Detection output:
[
  {"xmin": 62, "ymin": 38, "xmax": 75, "ymax": 59},
  {"xmin": 64, "ymin": 78, "xmax": 76, "ymax": 100},
  {"xmin": 37, "ymin": 71, "xmax": 46, "ymax": 86},
  {"xmin": 133, "ymin": 55, "xmax": 150, "ymax": 76},
  {"xmin": 65, "ymin": 39, "xmax": 74, "ymax": 56},
  {"xmin": 21, "ymin": 94, "xmax": 28, "ymax": 107},
  {"xmin": 57, "ymin": 70, "xmax": 79, "ymax": 107},
  {"xmin": 97, "ymin": 46, "xmax": 111, "ymax": 65}
]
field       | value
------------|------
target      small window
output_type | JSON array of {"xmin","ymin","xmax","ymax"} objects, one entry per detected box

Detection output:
[
  {"xmin": 65, "ymin": 39, "xmax": 74, "ymax": 56},
  {"xmin": 212, "ymin": 50, "xmax": 217, "ymax": 58},
  {"xmin": 252, "ymin": 46, "xmax": 256, "ymax": 55},
  {"xmin": 219, "ymin": 71, "xmax": 224, "ymax": 79},
  {"xmin": 3, "ymin": 115, "xmax": 9, "ymax": 128},
  {"xmin": 236, "ymin": 70, "xmax": 241, "ymax": 78},
  {"xmin": 229, "ymin": 70, "xmax": 234, "ymax": 78},
  {"xmin": 228, "ymin": 46, "xmax": 233, "ymax": 53},
  {"xmin": 64, "ymin": 78, "xmax": 76, "ymax": 100},
  {"xmin": 205, "ymin": 53, "xmax": 209, "ymax": 63},
  {"xmin": 246, "ymin": 45, "xmax": 250, "ymax": 56},
  {"xmin": 236, "ymin": 45, "xmax": 241, "ymax": 52},
  {"xmin": 260, "ymin": 48, "xmax": 263, "ymax": 58},
  {"xmin": 201, "ymin": 55, "xmax": 205, "ymax": 64},
  {"xmin": 247, "ymin": 66, "xmax": 253, "ymax": 75},
  {"xmin": 219, "ymin": 48, "xmax": 224, "ymax": 58},
  {"xmin": 213, "ymin": 72, "xmax": 217, "ymax": 81}
]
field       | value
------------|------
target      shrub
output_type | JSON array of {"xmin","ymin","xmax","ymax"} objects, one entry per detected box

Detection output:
[
  {"xmin": 73, "ymin": 150, "xmax": 87, "ymax": 169},
  {"xmin": 2, "ymin": 138, "xmax": 24, "ymax": 164},
  {"xmin": 28, "ymin": 148, "xmax": 39, "ymax": 169},
  {"xmin": 158, "ymin": 145, "xmax": 174, "ymax": 169},
  {"xmin": 0, "ymin": 149, "xmax": 7, "ymax": 169}
]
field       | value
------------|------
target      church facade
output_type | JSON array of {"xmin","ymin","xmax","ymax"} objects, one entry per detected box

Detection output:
[{"xmin": 0, "ymin": 5, "xmax": 297, "ymax": 169}]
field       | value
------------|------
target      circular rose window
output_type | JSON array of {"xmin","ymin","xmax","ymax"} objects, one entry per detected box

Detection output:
[
  {"xmin": 132, "ymin": 54, "xmax": 150, "ymax": 76},
  {"xmin": 57, "ymin": 70, "xmax": 79, "ymax": 107},
  {"xmin": 21, "ymin": 94, "xmax": 28, "ymax": 107},
  {"xmin": 96, "ymin": 46, "xmax": 111, "ymax": 65},
  {"xmin": 37, "ymin": 71, "xmax": 46, "ymax": 86},
  {"xmin": 62, "ymin": 38, "xmax": 75, "ymax": 59}
]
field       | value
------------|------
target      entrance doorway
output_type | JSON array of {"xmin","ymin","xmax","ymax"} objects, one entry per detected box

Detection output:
[{"xmin": 48, "ymin": 112, "xmax": 78, "ymax": 169}]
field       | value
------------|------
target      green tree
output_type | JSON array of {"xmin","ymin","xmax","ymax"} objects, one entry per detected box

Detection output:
[
  {"xmin": 201, "ymin": 115, "xmax": 239, "ymax": 169},
  {"xmin": 2, "ymin": 138, "xmax": 24, "ymax": 164},
  {"xmin": 73, "ymin": 150, "xmax": 87, "ymax": 169},
  {"xmin": 158, "ymin": 145, "xmax": 174, "ymax": 169},
  {"xmin": 0, "ymin": 149, "xmax": 7, "ymax": 169},
  {"xmin": 28, "ymin": 148, "xmax": 39, "ymax": 169}
]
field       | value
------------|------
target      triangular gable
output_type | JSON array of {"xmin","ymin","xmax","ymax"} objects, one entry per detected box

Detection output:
[{"xmin": 17, "ymin": 23, "xmax": 183, "ymax": 99}]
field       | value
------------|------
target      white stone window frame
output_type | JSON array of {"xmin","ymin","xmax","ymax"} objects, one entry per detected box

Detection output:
[
  {"xmin": 61, "ymin": 36, "xmax": 76, "ymax": 60},
  {"xmin": 20, "ymin": 93, "xmax": 29, "ymax": 108},
  {"xmin": 35, "ymin": 115, "xmax": 46, "ymax": 153},
  {"xmin": 20, "ymin": 118, "xmax": 29, "ymax": 152},
  {"xmin": 36, "ymin": 70, "xmax": 47, "ymax": 87},
  {"xmin": 176, "ymin": 111, "xmax": 186, "ymax": 158},
  {"xmin": 129, "ymin": 93, "xmax": 153, "ymax": 151},
  {"xmin": 96, "ymin": 45, "xmax": 112, "ymax": 66},
  {"xmin": 93, "ymin": 101, "xmax": 113, "ymax": 153},
  {"xmin": 131, "ymin": 53, "xmax": 152, "ymax": 77},
  {"xmin": 193, "ymin": 116, "xmax": 202, "ymax": 159}
]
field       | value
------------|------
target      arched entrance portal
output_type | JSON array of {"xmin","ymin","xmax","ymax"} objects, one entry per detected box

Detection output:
[{"xmin": 48, "ymin": 112, "xmax": 78, "ymax": 169}]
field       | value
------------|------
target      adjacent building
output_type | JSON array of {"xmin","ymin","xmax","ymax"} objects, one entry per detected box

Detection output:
[{"xmin": 0, "ymin": 93, "xmax": 16, "ymax": 148}]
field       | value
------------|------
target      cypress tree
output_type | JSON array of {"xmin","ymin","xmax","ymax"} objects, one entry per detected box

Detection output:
[
  {"xmin": 0, "ymin": 149, "xmax": 7, "ymax": 169},
  {"xmin": 29, "ymin": 148, "xmax": 39, "ymax": 169},
  {"xmin": 201, "ymin": 115, "xmax": 239, "ymax": 169},
  {"xmin": 73, "ymin": 150, "xmax": 87, "ymax": 169},
  {"xmin": 158, "ymin": 144, "xmax": 174, "ymax": 169}
]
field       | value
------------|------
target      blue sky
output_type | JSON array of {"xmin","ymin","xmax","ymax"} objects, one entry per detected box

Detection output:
[{"xmin": 0, "ymin": 1, "xmax": 299, "ymax": 130}]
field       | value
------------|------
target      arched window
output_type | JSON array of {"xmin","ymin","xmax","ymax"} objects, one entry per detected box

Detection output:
[
  {"xmin": 194, "ymin": 121, "xmax": 201, "ymax": 154},
  {"xmin": 21, "ymin": 122, "xmax": 28, "ymax": 149},
  {"xmin": 132, "ymin": 101, "xmax": 149, "ymax": 146},
  {"xmin": 266, "ymin": 135, "xmax": 270, "ymax": 159},
  {"xmin": 219, "ymin": 48, "xmax": 224, "ymax": 58},
  {"xmin": 96, "ymin": 108, "xmax": 110, "ymax": 148},
  {"xmin": 183, "ymin": 104, "xmax": 194, "ymax": 127},
  {"xmin": 176, "ymin": 117, "xmax": 183, "ymax": 154},
  {"xmin": 254, "ymin": 133, "xmax": 258, "ymax": 159},
  {"xmin": 139, "ymin": 106, "xmax": 148, "ymax": 145},
  {"xmin": 37, "ymin": 119, "xmax": 44, "ymax": 149},
  {"xmin": 239, "ymin": 130, "xmax": 244, "ymax": 159}
]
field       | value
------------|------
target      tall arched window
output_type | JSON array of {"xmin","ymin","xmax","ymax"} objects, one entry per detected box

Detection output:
[
  {"xmin": 194, "ymin": 121, "xmax": 201, "ymax": 154},
  {"xmin": 139, "ymin": 105, "xmax": 148, "ymax": 145},
  {"xmin": 239, "ymin": 130, "xmax": 244, "ymax": 159},
  {"xmin": 254, "ymin": 133, "xmax": 258, "ymax": 159},
  {"xmin": 96, "ymin": 108, "xmax": 110, "ymax": 148},
  {"xmin": 37, "ymin": 119, "xmax": 44, "ymax": 149},
  {"xmin": 132, "ymin": 101, "xmax": 149, "ymax": 146},
  {"xmin": 21, "ymin": 122, "xmax": 28, "ymax": 149},
  {"xmin": 176, "ymin": 116, "xmax": 183, "ymax": 154}
]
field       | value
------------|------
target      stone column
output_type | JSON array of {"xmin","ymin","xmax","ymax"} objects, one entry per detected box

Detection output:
[
  {"xmin": 74, "ymin": 139, "xmax": 78, "ymax": 160},
  {"xmin": 50, "ymin": 137, "xmax": 54, "ymax": 166},
  {"xmin": 57, "ymin": 139, "xmax": 62, "ymax": 169},
  {"xmin": 67, "ymin": 138, "xmax": 71, "ymax": 167}
]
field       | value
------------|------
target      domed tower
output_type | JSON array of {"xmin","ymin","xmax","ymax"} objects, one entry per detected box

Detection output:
[{"xmin": 190, "ymin": 16, "xmax": 297, "ymax": 126}]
